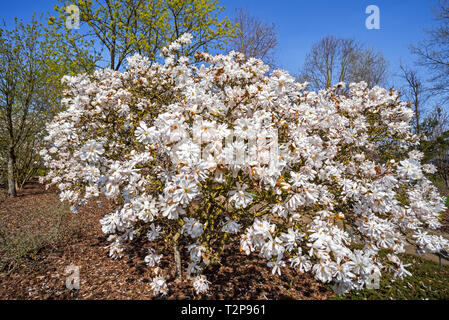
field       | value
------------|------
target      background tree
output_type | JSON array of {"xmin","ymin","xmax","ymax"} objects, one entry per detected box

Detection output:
[
  {"xmin": 0, "ymin": 16, "xmax": 96, "ymax": 197},
  {"xmin": 228, "ymin": 7, "xmax": 278, "ymax": 66},
  {"xmin": 411, "ymin": 0, "xmax": 449, "ymax": 102},
  {"xmin": 163, "ymin": 0, "xmax": 236, "ymax": 57},
  {"xmin": 420, "ymin": 106, "xmax": 449, "ymax": 188},
  {"xmin": 399, "ymin": 65, "xmax": 429, "ymax": 135},
  {"xmin": 52, "ymin": 0, "xmax": 237, "ymax": 70},
  {"xmin": 398, "ymin": 65, "xmax": 449, "ymax": 190},
  {"xmin": 299, "ymin": 35, "xmax": 388, "ymax": 90}
]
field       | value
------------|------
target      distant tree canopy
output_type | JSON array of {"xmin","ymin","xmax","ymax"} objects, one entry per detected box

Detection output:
[
  {"xmin": 0, "ymin": 15, "xmax": 96, "ymax": 196},
  {"xmin": 412, "ymin": 0, "xmax": 449, "ymax": 102},
  {"xmin": 399, "ymin": 65, "xmax": 429, "ymax": 136},
  {"xmin": 52, "ymin": 0, "xmax": 237, "ymax": 70},
  {"xmin": 228, "ymin": 7, "xmax": 278, "ymax": 66},
  {"xmin": 408, "ymin": 0, "xmax": 449, "ymax": 188},
  {"xmin": 419, "ymin": 106, "xmax": 449, "ymax": 187},
  {"xmin": 299, "ymin": 35, "xmax": 388, "ymax": 90}
]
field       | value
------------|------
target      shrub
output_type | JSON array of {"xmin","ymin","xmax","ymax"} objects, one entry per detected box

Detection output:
[
  {"xmin": 41, "ymin": 34, "xmax": 449, "ymax": 295},
  {"xmin": 0, "ymin": 203, "xmax": 81, "ymax": 273}
]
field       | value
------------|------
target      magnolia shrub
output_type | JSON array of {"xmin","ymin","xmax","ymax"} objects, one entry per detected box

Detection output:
[{"xmin": 41, "ymin": 34, "xmax": 449, "ymax": 295}]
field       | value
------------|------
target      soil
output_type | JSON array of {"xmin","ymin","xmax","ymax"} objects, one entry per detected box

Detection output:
[{"xmin": 0, "ymin": 182, "xmax": 332, "ymax": 300}]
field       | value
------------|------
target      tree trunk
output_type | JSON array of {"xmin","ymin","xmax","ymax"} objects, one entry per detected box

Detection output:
[{"xmin": 7, "ymin": 148, "xmax": 17, "ymax": 197}]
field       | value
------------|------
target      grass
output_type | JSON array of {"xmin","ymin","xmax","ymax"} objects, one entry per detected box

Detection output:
[{"xmin": 332, "ymin": 253, "xmax": 449, "ymax": 300}]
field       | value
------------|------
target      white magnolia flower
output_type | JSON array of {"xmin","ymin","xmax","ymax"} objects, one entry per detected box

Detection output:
[
  {"xmin": 182, "ymin": 218, "xmax": 204, "ymax": 239},
  {"xmin": 397, "ymin": 159, "xmax": 423, "ymax": 180},
  {"xmin": 229, "ymin": 183, "xmax": 253, "ymax": 209},
  {"xmin": 79, "ymin": 140, "xmax": 104, "ymax": 163},
  {"xmin": 144, "ymin": 249, "xmax": 163, "ymax": 267},
  {"xmin": 135, "ymin": 121, "xmax": 158, "ymax": 144},
  {"xmin": 147, "ymin": 223, "xmax": 162, "ymax": 241},
  {"xmin": 193, "ymin": 275, "xmax": 211, "ymax": 294},
  {"xmin": 222, "ymin": 218, "xmax": 241, "ymax": 234},
  {"xmin": 150, "ymin": 275, "xmax": 168, "ymax": 296},
  {"xmin": 267, "ymin": 254, "xmax": 286, "ymax": 276}
]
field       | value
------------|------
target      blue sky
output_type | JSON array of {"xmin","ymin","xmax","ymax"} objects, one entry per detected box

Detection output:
[
  {"xmin": 1, "ymin": 0, "xmax": 440, "ymax": 91},
  {"xmin": 220, "ymin": 0, "xmax": 438, "ymax": 86}
]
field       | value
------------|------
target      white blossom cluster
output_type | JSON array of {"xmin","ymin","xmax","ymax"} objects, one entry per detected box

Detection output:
[{"xmin": 40, "ymin": 34, "xmax": 449, "ymax": 295}]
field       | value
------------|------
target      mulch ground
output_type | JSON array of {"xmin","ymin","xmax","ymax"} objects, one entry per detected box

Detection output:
[{"xmin": 0, "ymin": 182, "xmax": 332, "ymax": 300}]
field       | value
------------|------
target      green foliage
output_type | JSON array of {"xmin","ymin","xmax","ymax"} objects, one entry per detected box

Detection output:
[
  {"xmin": 419, "ymin": 107, "xmax": 449, "ymax": 190},
  {"xmin": 161, "ymin": 0, "xmax": 236, "ymax": 56},
  {"xmin": 51, "ymin": 0, "xmax": 237, "ymax": 70},
  {"xmin": 0, "ymin": 14, "xmax": 97, "ymax": 192},
  {"xmin": 420, "ymin": 113, "xmax": 449, "ymax": 163}
]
